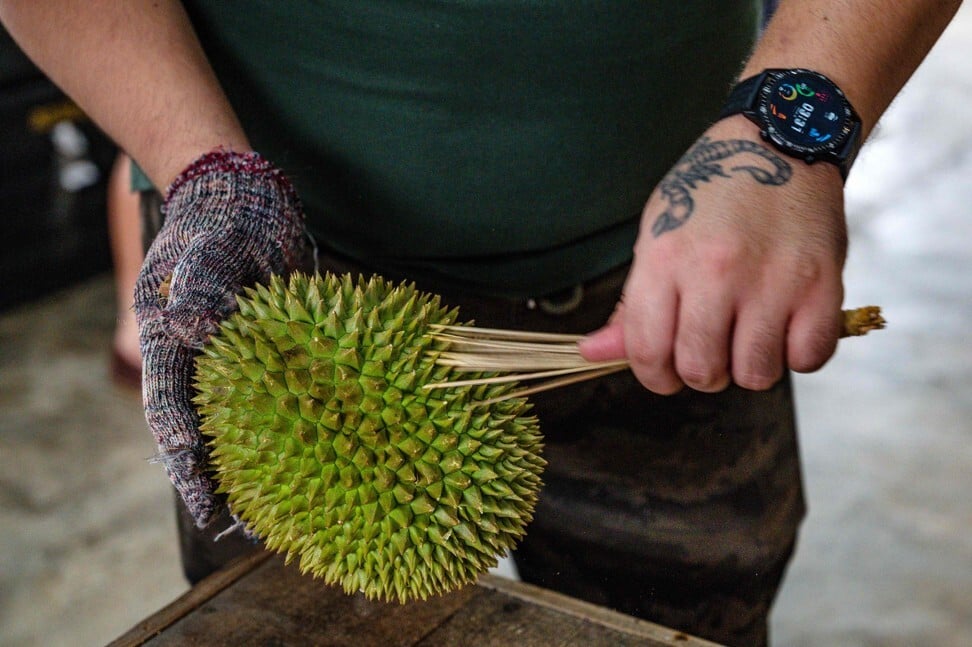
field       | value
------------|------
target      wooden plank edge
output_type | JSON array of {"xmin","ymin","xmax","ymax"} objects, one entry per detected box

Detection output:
[
  {"xmin": 475, "ymin": 574, "xmax": 725, "ymax": 646},
  {"xmin": 107, "ymin": 550, "xmax": 274, "ymax": 647}
]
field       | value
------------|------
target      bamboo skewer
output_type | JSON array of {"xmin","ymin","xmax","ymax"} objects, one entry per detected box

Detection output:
[
  {"xmin": 428, "ymin": 325, "xmax": 585, "ymax": 342},
  {"xmin": 424, "ymin": 306, "xmax": 886, "ymax": 404},
  {"xmin": 426, "ymin": 360, "xmax": 630, "ymax": 388}
]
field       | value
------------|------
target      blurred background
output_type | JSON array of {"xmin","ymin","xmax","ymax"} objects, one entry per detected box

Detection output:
[{"xmin": 1, "ymin": 5, "xmax": 970, "ymax": 646}]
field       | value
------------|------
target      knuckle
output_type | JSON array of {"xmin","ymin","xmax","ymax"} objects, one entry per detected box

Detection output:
[
  {"xmin": 653, "ymin": 381, "xmax": 685, "ymax": 396},
  {"xmin": 626, "ymin": 337, "xmax": 662, "ymax": 369},
  {"xmin": 789, "ymin": 318, "xmax": 839, "ymax": 373},
  {"xmin": 733, "ymin": 322, "xmax": 785, "ymax": 390},
  {"xmin": 734, "ymin": 368, "xmax": 782, "ymax": 391},
  {"xmin": 733, "ymin": 347, "xmax": 784, "ymax": 391},
  {"xmin": 633, "ymin": 371, "xmax": 684, "ymax": 396},
  {"xmin": 627, "ymin": 350, "xmax": 683, "ymax": 395},
  {"xmin": 791, "ymin": 259, "xmax": 825, "ymax": 287},
  {"xmin": 789, "ymin": 339, "xmax": 836, "ymax": 373},
  {"xmin": 701, "ymin": 241, "xmax": 746, "ymax": 276},
  {"xmin": 678, "ymin": 362, "xmax": 729, "ymax": 393}
]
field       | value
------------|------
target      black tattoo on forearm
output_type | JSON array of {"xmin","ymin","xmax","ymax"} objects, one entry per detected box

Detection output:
[{"xmin": 651, "ymin": 137, "xmax": 792, "ymax": 237}]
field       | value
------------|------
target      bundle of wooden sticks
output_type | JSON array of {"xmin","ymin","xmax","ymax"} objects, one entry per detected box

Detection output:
[{"xmin": 425, "ymin": 306, "xmax": 885, "ymax": 404}]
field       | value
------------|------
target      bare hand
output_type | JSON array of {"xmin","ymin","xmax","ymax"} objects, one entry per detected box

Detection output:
[{"xmin": 580, "ymin": 118, "xmax": 847, "ymax": 394}]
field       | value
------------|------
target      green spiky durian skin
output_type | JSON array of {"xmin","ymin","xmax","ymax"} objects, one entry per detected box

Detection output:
[{"xmin": 193, "ymin": 272, "xmax": 545, "ymax": 603}]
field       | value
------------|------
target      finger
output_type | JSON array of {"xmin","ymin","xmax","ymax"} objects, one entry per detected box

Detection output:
[
  {"xmin": 163, "ymin": 229, "xmax": 274, "ymax": 347},
  {"xmin": 787, "ymin": 297, "xmax": 842, "ymax": 374},
  {"xmin": 731, "ymin": 299, "xmax": 788, "ymax": 391},
  {"xmin": 578, "ymin": 304, "xmax": 627, "ymax": 362},
  {"xmin": 623, "ymin": 280, "xmax": 683, "ymax": 395},
  {"xmin": 141, "ymin": 318, "xmax": 222, "ymax": 527},
  {"xmin": 673, "ymin": 289, "xmax": 734, "ymax": 392}
]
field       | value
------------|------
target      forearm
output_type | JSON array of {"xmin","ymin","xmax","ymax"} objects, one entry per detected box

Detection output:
[
  {"xmin": 0, "ymin": 0, "xmax": 249, "ymax": 189},
  {"xmin": 743, "ymin": 0, "xmax": 963, "ymax": 137}
]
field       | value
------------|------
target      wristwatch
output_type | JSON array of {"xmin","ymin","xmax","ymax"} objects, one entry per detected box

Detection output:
[{"xmin": 718, "ymin": 68, "xmax": 862, "ymax": 180}]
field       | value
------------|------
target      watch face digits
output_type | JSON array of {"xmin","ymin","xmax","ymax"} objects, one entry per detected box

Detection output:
[{"xmin": 758, "ymin": 70, "xmax": 854, "ymax": 158}]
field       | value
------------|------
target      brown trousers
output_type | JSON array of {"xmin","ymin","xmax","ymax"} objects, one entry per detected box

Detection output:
[{"xmin": 149, "ymin": 198, "xmax": 804, "ymax": 646}]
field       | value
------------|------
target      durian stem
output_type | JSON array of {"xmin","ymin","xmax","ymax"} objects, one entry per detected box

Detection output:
[{"xmin": 841, "ymin": 305, "xmax": 886, "ymax": 337}]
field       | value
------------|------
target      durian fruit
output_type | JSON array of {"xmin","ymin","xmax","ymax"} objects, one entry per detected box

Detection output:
[{"xmin": 193, "ymin": 272, "xmax": 544, "ymax": 603}]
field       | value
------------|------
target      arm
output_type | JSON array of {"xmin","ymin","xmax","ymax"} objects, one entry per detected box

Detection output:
[
  {"xmin": 2, "ymin": 1, "xmax": 310, "ymax": 528},
  {"xmin": 0, "ymin": 0, "xmax": 248, "ymax": 189},
  {"xmin": 580, "ymin": 0, "xmax": 963, "ymax": 394},
  {"xmin": 746, "ymin": 0, "xmax": 961, "ymax": 134}
]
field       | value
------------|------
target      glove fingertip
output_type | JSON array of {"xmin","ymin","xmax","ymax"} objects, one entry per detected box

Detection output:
[
  {"xmin": 186, "ymin": 489, "xmax": 224, "ymax": 530},
  {"xmin": 175, "ymin": 462, "xmax": 223, "ymax": 529}
]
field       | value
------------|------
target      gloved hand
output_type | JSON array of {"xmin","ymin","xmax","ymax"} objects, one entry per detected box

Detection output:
[{"xmin": 134, "ymin": 149, "xmax": 313, "ymax": 528}]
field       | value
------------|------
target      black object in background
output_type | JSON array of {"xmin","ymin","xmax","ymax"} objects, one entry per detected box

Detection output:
[{"xmin": 1, "ymin": 27, "xmax": 116, "ymax": 312}]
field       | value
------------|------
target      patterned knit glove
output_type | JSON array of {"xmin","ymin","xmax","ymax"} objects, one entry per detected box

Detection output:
[{"xmin": 134, "ymin": 149, "xmax": 313, "ymax": 528}]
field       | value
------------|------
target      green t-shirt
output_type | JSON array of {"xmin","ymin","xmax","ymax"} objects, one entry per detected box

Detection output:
[{"xmin": 175, "ymin": 1, "xmax": 761, "ymax": 297}]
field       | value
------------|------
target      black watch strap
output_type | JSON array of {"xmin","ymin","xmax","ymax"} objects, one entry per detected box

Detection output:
[{"xmin": 718, "ymin": 72, "xmax": 767, "ymax": 120}]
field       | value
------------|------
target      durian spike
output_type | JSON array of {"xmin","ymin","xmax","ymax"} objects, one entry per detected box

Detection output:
[{"xmin": 426, "ymin": 306, "xmax": 885, "ymax": 403}]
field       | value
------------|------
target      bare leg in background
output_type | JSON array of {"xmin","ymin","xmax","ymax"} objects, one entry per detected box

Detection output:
[{"xmin": 107, "ymin": 153, "xmax": 144, "ymax": 386}]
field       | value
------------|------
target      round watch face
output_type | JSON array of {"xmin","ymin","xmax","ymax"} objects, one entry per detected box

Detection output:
[{"xmin": 757, "ymin": 70, "xmax": 855, "ymax": 158}]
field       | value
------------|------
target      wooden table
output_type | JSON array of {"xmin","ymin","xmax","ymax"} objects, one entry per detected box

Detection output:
[{"xmin": 110, "ymin": 551, "xmax": 722, "ymax": 646}]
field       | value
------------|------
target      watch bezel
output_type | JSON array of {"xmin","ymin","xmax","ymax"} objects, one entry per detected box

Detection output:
[{"xmin": 754, "ymin": 69, "xmax": 856, "ymax": 161}]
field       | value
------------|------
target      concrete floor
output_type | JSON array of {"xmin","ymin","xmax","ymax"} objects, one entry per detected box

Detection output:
[{"xmin": 2, "ymin": 7, "xmax": 972, "ymax": 646}]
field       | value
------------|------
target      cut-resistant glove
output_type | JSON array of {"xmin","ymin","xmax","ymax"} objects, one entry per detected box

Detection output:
[{"xmin": 134, "ymin": 149, "xmax": 313, "ymax": 528}]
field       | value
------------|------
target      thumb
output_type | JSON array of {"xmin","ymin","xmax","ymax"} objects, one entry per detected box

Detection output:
[
  {"xmin": 162, "ymin": 230, "xmax": 262, "ymax": 347},
  {"xmin": 578, "ymin": 319, "xmax": 627, "ymax": 362}
]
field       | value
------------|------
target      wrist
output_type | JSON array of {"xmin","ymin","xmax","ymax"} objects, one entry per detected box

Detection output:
[
  {"xmin": 708, "ymin": 116, "xmax": 844, "ymax": 185},
  {"xmin": 165, "ymin": 148, "xmax": 284, "ymax": 199},
  {"xmin": 139, "ymin": 129, "xmax": 252, "ymax": 192},
  {"xmin": 717, "ymin": 68, "xmax": 862, "ymax": 181}
]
